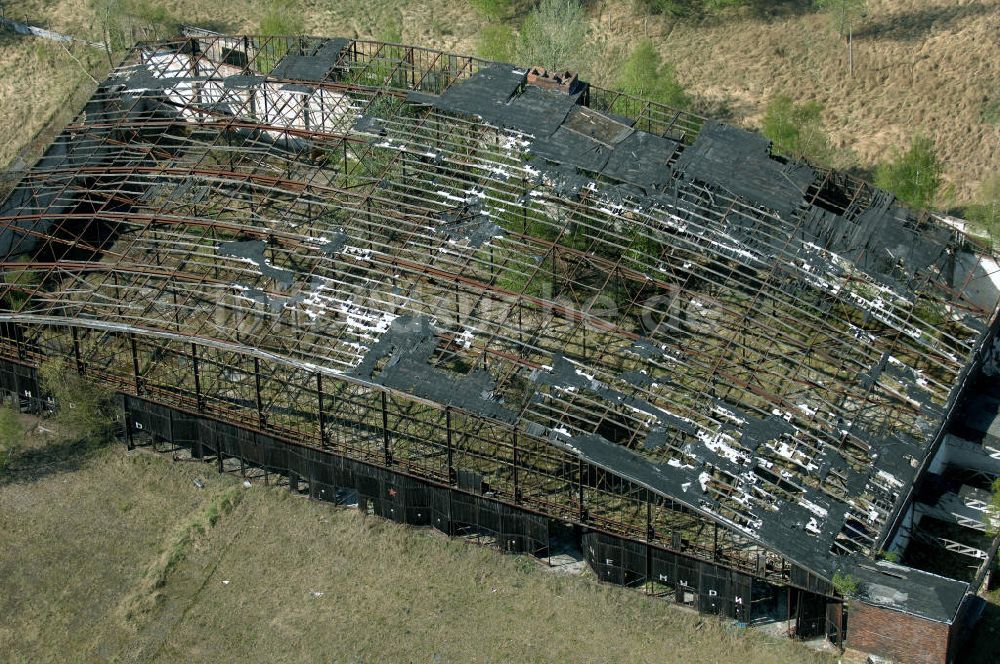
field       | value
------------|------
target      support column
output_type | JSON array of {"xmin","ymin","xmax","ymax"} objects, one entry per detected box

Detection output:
[
  {"xmin": 254, "ymin": 356, "xmax": 264, "ymax": 427},
  {"xmin": 129, "ymin": 333, "xmax": 141, "ymax": 395},
  {"xmin": 646, "ymin": 494, "xmax": 653, "ymax": 588},
  {"xmin": 123, "ymin": 399, "xmax": 134, "ymax": 450},
  {"xmin": 71, "ymin": 327, "xmax": 83, "ymax": 375},
  {"xmin": 191, "ymin": 343, "xmax": 203, "ymax": 411},
  {"xmin": 512, "ymin": 430, "xmax": 520, "ymax": 504},
  {"xmin": 317, "ymin": 372, "xmax": 327, "ymax": 447},
  {"xmin": 381, "ymin": 391, "xmax": 391, "ymax": 466},
  {"xmin": 446, "ymin": 407, "xmax": 454, "ymax": 482}
]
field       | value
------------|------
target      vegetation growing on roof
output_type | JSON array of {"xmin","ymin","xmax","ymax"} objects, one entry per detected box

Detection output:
[
  {"xmin": 0, "ymin": 268, "xmax": 41, "ymax": 311},
  {"xmin": 832, "ymin": 570, "xmax": 860, "ymax": 597},
  {"xmin": 879, "ymin": 550, "xmax": 899, "ymax": 563},
  {"xmin": 0, "ymin": 33, "xmax": 994, "ymax": 634}
]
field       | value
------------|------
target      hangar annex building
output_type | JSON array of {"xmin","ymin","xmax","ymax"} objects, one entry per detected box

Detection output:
[{"xmin": 1, "ymin": 33, "xmax": 999, "ymax": 663}]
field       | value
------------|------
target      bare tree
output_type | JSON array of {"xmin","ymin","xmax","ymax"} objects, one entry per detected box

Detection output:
[{"xmin": 816, "ymin": 0, "xmax": 868, "ymax": 76}]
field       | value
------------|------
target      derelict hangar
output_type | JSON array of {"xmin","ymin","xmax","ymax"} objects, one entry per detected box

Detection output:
[{"xmin": 1, "ymin": 32, "xmax": 999, "ymax": 664}]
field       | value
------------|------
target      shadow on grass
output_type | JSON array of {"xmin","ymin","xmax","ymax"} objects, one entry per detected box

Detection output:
[
  {"xmin": 688, "ymin": 0, "xmax": 815, "ymax": 26},
  {"xmin": 0, "ymin": 431, "xmax": 117, "ymax": 487},
  {"xmin": 742, "ymin": 0, "xmax": 816, "ymax": 20},
  {"xmin": 855, "ymin": 2, "xmax": 993, "ymax": 42},
  {"xmin": 179, "ymin": 19, "xmax": 236, "ymax": 35}
]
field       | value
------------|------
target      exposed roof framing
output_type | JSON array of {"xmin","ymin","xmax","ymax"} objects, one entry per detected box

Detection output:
[{"xmin": 1, "ymin": 34, "xmax": 997, "ymax": 599}]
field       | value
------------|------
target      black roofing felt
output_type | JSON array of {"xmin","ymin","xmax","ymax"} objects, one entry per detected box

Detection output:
[
  {"xmin": 425, "ymin": 66, "xmax": 921, "ymax": 219},
  {"xmin": 218, "ymin": 239, "xmax": 294, "ymax": 288},
  {"xmin": 311, "ymin": 37, "xmax": 351, "ymax": 62},
  {"xmin": 602, "ymin": 131, "xmax": 679, "ymax": 192},
  {"xmin": 413, "ymin": 65, "xmax": 683, "ymax": 193},
  {"xmin": 848, "ymin": 559, "xmax": 969, "ymax": 623},
  {"xmin": 224, "ymin": 74, "xmax": 266, "ymax": 88},
  {"xmin": 269, "ymin": 38, "xmax": 349, "ymax": 82},
  {"xmin": 412, "ymin": 64, "xmax": 525, "ymax": 120},
  {"xmin": 270, "ymin": 55, "xmax": 333, "ymax": 82},
  {"xmin": 563, "ymin": 106, "xmax": 634, "ymax": 145},
  {"xmin": 403, "ymin": 64, "xmax": 992, "ymax": 621},
  {"xmin": 673, "ymin": 121, "xmax": 816, "ymax": 218},
  {"xmin": 353, "ymin": 315, "xmax": 517, "ymax": 424},
  {"xmin": 531, "ymin": 125, "xmax": 614, "ymax": 173}
]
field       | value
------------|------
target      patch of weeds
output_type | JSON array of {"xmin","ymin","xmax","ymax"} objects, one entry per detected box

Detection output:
[
  {"xmin": 832, "ymin": 570, "xmax": 859, "ymax": 597},
  {"xmin": 0, "ymin": 404, "xmax": 21, "ymax": 473},
  {"xmin": 981, "ymin": 96, "xmax": 1000, "ymax": 125},
  {"xmin": 121, "ymin": 485, "xmax": 244, "ymax": 622}
]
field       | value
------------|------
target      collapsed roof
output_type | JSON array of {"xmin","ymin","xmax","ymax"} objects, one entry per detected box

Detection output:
[{"xmin": 1, "ymin": 35, "xmax": 997, "ymax": 614}]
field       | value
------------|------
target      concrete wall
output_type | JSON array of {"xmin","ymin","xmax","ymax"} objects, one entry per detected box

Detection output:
[
  {"xmin": 848, "ymin": 600, "xmax": 951, "ymax": 664},
  {"xmin": 954, "ymin": 252, "xmax": 1000, "ymax": 315},
  {"xmin": 934, "ymin": 433, "xmax": 1000, "ymax": 476}
]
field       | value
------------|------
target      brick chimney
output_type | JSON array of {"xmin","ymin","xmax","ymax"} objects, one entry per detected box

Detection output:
[{"xmin": 526, "ymin": 67, "xmax": 581, "ymax": 94}]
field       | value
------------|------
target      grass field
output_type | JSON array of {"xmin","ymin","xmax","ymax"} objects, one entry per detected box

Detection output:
[
  {"xmin": 0, "ymin": 421, "xmax": 841, "ymax": 663},
  {"xmin": 1, "ymin": 0, "xmax": 997, "ymax": 206},
  {"xmin": 0, "ymin": 33, "xmax": 102, "ymax": 188}
]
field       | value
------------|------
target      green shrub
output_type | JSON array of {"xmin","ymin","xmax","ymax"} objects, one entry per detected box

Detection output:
[
  {"xmin": 469, "ymin": 0, "xmax": 513, "ymax": 20},
  {"xmin": 987, "ymin": 477, "xmax": 1000, "ymax": 535},
  {"xmin": 966, "ymin": 175, "xmax": 1000, "ymax": 243},
  {"xmin": 1, "ymin": 268, "xmax": 41, "ymax": 311},
  {"xmin": 617, "ymin": 40, "xmax": 689, "ymax": 109},
  {"xmin": 635, "ymin": 0, "xmax": 699, "ymax": 17},
  {"xmin": 477, "ymin": 23, "xmax": 516, "ymax": 62},
  {"xmin": 815, "ymin": 0, "xmax": 868, "ymax": 38},
  {"xmin": 982, "ymin": 97, "xmax": 1000, "ymax": 125},
  {"xmin": 634, "ymin": 0, "xmax": 747, "ymax": 17},
  {"xmin": 761, "ymin": 94, "xmax": 832, "ymax": 164},
  {"xmin": 38, "ymin": 360, "xmax": 115, "ymax": 445},
  {"xmin": 258, "ymin": 0, "xmax": 304, "ymax": 36},
  {"xmin": 514, "ymin": 0, "xmax": 589, "ymax": 71},
  {"xmin": 0, "ymin": 405, "xmax": 21, "ymax": 472},
  {"xmin": 874, "ymin": 135, "xmax": 942, "ymax": 210},
  {"xmin": 832, "ymin": 570, "xmax": 860, "ymax": 597},
  {"xmin": 378, "ymin": 9, "xmax": 404, "ymax": 44}
]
